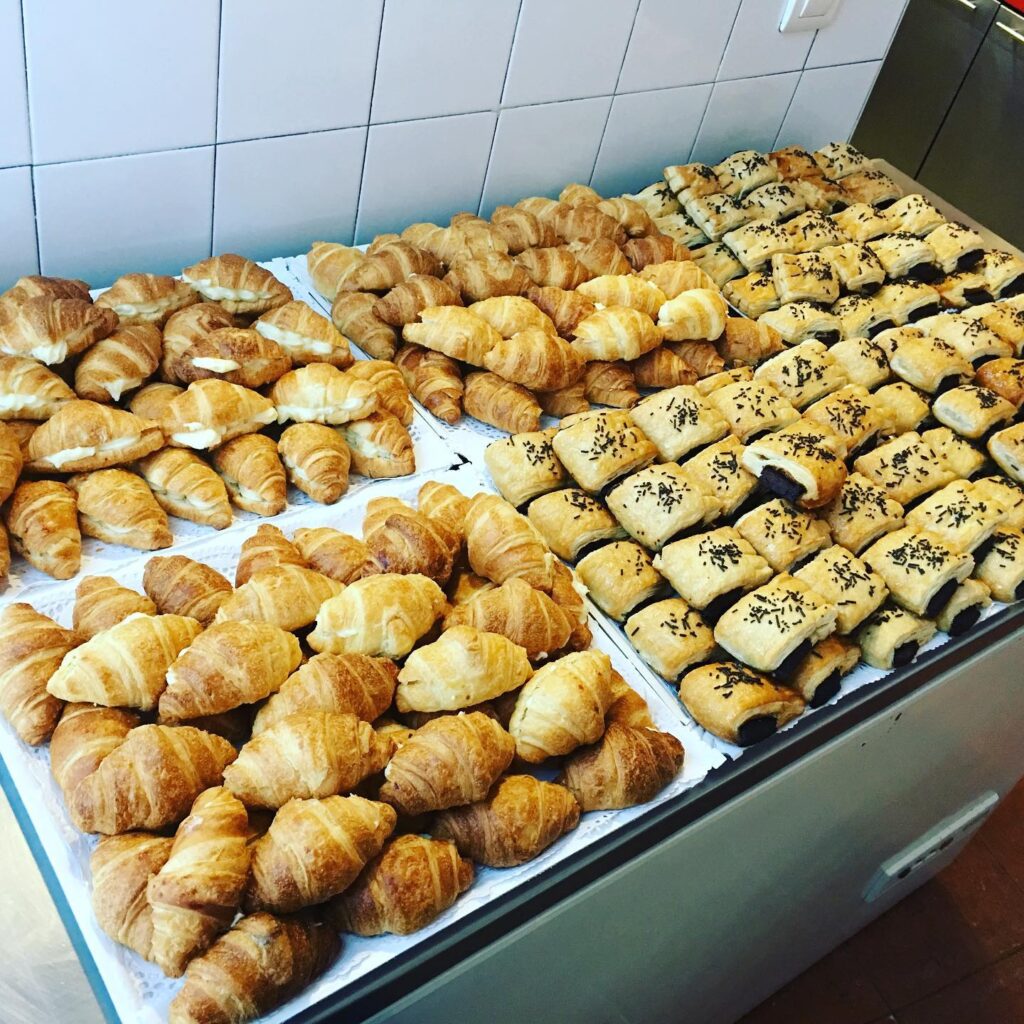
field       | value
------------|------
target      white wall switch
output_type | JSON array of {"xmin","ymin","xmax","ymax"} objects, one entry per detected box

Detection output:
[{"xmin": 780, "ymin": 0, "xmax": 841, "ymax": 32}]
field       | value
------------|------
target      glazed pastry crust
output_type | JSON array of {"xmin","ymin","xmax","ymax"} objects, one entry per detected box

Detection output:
[
  {"xmin": 607, "ymin": 462, "xmax": 717, "ymax": 549},
  {"xmin": 734, "ymin": 498, "xmax": 832, "ymax": 572},
  {"xmin": 575, "ymin": 540, "xmax": 666, "ymax": 620},
  {"xmin": 552, "ymin": 410, "xmax": 658, "ymax": 495},
  {"xmin": 856, "ymin": 604, "xmax": 936, "ymax": 669},
  {"xmin": 484, "ymin": 429, "xmax": 568, "ymax": 508},
  {"xmin": 526, "ymin": 488, "xmax": 626, "ymax": 561},
  {"xmin": 793, "ymin": 545, "xmax": 887, "ymax": 634},
  {"xmin": 624, "ymin": 598, "xmax": 716, "ymax": 681}
]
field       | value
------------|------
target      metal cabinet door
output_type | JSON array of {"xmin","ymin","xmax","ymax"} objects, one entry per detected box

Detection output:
[
  {"xmin": 917, "ymin": 4, "xmax": 1024, "ymax": 250},
  {"xmin": 853, "ymin": 0, "xmax": 999, "ymax": 175}
]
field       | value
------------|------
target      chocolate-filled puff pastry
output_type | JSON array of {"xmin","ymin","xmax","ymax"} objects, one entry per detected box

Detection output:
[
  {"xmin": 652, "ymin": 211, "xmax": 707, "ymax": 248},
  {"xmin": 527, "ymin": 488, "xmax": 626, "ymax": 561},
  {"xmin": 973, "ymin": 528, "xmax": 1024, "ymax": 601},
  {"xmin": 857, "ymin": 604, "xmax": 936, "ymax": 668},
  {"xmin": 678, "ymin": 661, "xmax": 805, "ymax": 746},
  {"xmin": 714, "ymin": 573, "xmax": 838, "ymax": 677},
  {"xmin": 769, "ymin": 145, "xmax": 820, "ymax": 180},
  {"xmin": 793, "ymin": 545, "xmax": 887, "ymax": 634},
  {"xmin": 575, "ymin": 541, "xmax": 666, "ymax": 620},
  {"xmin": 821, "ymin": 472, "xmax": 905, "ymax": 554},
  {"xmin": 868, "ymin": 233, "xmax": 939, "ymax": 282},
  {"xmin": 791, "ymin": 175, "xmax": 850, "ymax": 215},
  {"xmin": 484, "ymin": 429, "xmax": 568, "ymax": 508},
  {"xmin": 787, "ymin": 636, "xmax": 861, "ymax": 707},
  {"xmin": 695, "ymin": 367, "xmax": 754, "ymax": 396},
  {"xmin": 933, "ymin": 577, "xmax": 991, "ymax": 635},
  {"xmin": 654, "ymin": 527, "xmax": 773, "ymax": 620},
  {"xmin": 831, "ymin": 295, "xmax": 893, "ymax": 340},
  {"xmin": 708, "ymin": 380, "xmax": 800, "ymax": 443},
  {"xmin": 804, "ymin": 385, "xmax": 885, "ymax": 456},
  {"xmin": 683, "ymin": 193, "xmax": 749, "ymax": 242},
  {"xmin": 742, "ymin": 182, "xmax": 806, "ymax": 222},
  {"xmin": 888, "ymin": 194, "xmax": 945, "ymax": 237},
  {"xmin": 888, "ymin": 330, "xmax": 971, "ymax": 394},
  {"xmin": 975, "ymin": 357, "xmax": 1024, "ymax": 409},
  {"xmin": 722, "ymin": 218, "xmax": 793, "ymax": 273},
  {"xmin": 820, "ymin": 242, "xmax": 886, "ymax": 295},
  {"xmin": 552, "ymin": 410, "xmax": 657, "ymax": 495},
  {"xmin": 607, "ymin": 463, "xmax": 718, "ymax": 550},
  {"xmin": 926, "ymin": 221, "xmax": 985, "ymax": 274},
  {"xmin": 862, "ymin": 527, "xmax": 974, "ymax": 616},
  {"xmin": 713, "ymin": 150, "xmax": 779, "ymax": 198},
  {"xmin": 854, "ymin": 432, "xmax": 955, "ymax": 506},
  {"xmin": 735, "ymin": 498, "xmax": 832, "ymax": 572},
  {"xmin": 872, "ymin": 383, "xmax": 931, "ymax": 436},
  {"xmin": 813, "ymin": 142, "xmax": 870, "ymax": 180},
  {"xmin": 841, "ymin": 169, "xmax": 903, "ymax": 208},
  {"xmin": 628, "ymin": 385, "xmax": 728, "ymax": 462},
  {"xmin": 723, "ymin": 271, "xmax": 780, "ymax": 318},
  {"xmin": 758, "ymin": 303, "xmax": 841, "ymax": 348},
  {"xmin": 831, "ymin": 203, "xmax": 894, "ymax": 243},
  {"xmin": 827, "ymin": 338, "xmax": 891, "ymax": 390},
  {"xmin": 935, "ymin": 269, "xmax": 992, "ymax": 309},
  {"xmin": 753, "ymin": 340, "xmax": 848, "ymax": 409},
  {"xmin": 742, "ymin": 420, "xmax": 847, "ymax": 509},
  {"xmin": 875, "ymin": 282, "xmax": 942, "ymax": 325},
  {"xmin": 988, "ymin": 423, "xmax": 1024, "ymax": 485},
  {"xmin": 977, "ymin": 250, "xmax": 1024, "ymax": 299},
  {"xmin": 689, "ymin": 242, "xmax": 745, "ymax": 289},
  {"xmin": 972, "ymin": 475, "xmax": 1024, "ymax": 530},
  {"xmin": 663, "ymin": 163, "xmax": 722, "ymax": 203},
  {"xmin": 932, "ymin": 384, "xmax": 1015, "ymax": 440},
  {"xmin": 785, "ymin": 210, "xmax": 847, "ymax": 253},
  {"xmin": 905, "ymin": 480, "xmax": 1006, "ymax": 555},
  {"xmin": 922, "ymin": 427, "xmax": 987, "ymax": 481},
  {"xmin": 681, "ymin": 436, "xmax": 757, "ymax": 520},
  {"xmin": 624, "ymin": 598, "xmax": 716, "ymax": 682},
  {"xmin": 770, "ymin": 252, "xmax": 840, "ymax": 306}
]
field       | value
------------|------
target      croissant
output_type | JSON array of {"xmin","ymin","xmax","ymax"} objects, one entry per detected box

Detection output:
[
  {"xmin": 514, "ymin": 196, "xmax": 563, "ymax": 222},
  {"xmin": 181, "ymin": 254, "xmax": 292, "ymax": 316},
  {"xmin": 515, "ymin": 247, "xmax": 591, "ymax": 290},
  {"xmin": 233, "ymin": 524, "xmax": 302, "ymax": 586},
  {"xmin": 292, "ymin": 526, "xmax": 377, "ymax": 583},
  {"xmin": 509, "ymin": 650, "xmax": 615, "ymax": 762},
  {"xmin": 0, "ymin": 355, "xmax": 74, "ymax": 419},
  {"xmin": 254, "ymin": 299, "xmax": 353, "ymax": 367},
  {"xmin": 308, "ymin": 573, "xmax": 447, "ymax": 658},
  {"xmin": 278, "ymin": 422, "xmax": 351, "ymax": 504},
  {"xmin": 28, "ymin": 400, "xmax": 163, "ymax": 472},
  {"xmin": 572, "ymin": 306, "xmax": 663, "ymax": 363},
  {"xmin": 330, "ymin": 291, "xmax": 400, "ymax": 360},
  {"xmin": 559, "ymin": 182, "xmax": 602, "ymax": 206},
  {"xmin": 578, "ymin": 275, "xmax": 668, "ymax": 317},
  {"xmin": 639, "ymin": 259, "xmax": 716, "ymax": 298},
  {"xmin": 606, "ymin": 671, "xmax": 655, "ymax": 730},
  {"xmin": 0, "ymin": 421, "xmax": 21, "ymax": 504},
  {"xmin": 597, "ymin": 197, "xmax": 656, "ymax": 237},
  {"xmin": 525, "ymin": 285, "xmax": 595, "ymax": 338},
  {"xmin": 49, "ymin": 703, "xmax": 141, "ymax": 804},
  {"xmin": 174, "ymin": 327, "xmax": 291, "ymax": 390},
  {"xmin": 253, "ymin": 653, "xmax": 398, "ymax": 733},
  {"xmin": 223, "ymin": 710, "xmax": 393, "ymax": 808},
  {"xmin": 215, "ymin": 565, "xmax": 342, "ymax": 632},
  {"xmin": 558, "ymin": 723, "xmax": 684, "ymax": 810},
  {"xmin": 631, "ymin": 346, "xmax": 698, "ymax": 387},
  {"xmin": 167, "ymin": 912, "xmax": 339, "ymax": 1024},
  {"xmin": 463, "ymin": 371, "xmax": 542, "ymax": 433},
  {"xmin": 5, "ymin": 479, "xmax": 81, "ymax": 579},
  {"xmin": 340, "ymin": 412, "xmax": 415, "ymax": 478},
  {"xmin": 245, "ymin": 795, "xmax": 396, "ymax": 913},
  {"xmin": 482, "ymin": 328, "xmax": 585, "ymax": 391},
  {"xmin": 143, "ymin": 555, "xmax": 233, "ymax": 626},
  {"xmin": 136, "ymin": 448, "xmax": 233, "ymax": 530},
  {"xmin": 69, "ymin": 468, "xmax": 173, "ymax": 550},
  {"xmin": 622, "ymin": 233, "xmax": 691, "ymax": 270},
  {"xmin": 159, "ymin": 621, "xmax": 302, "ymax": 722},
  {"xmin": 402, "ymin": 306, "xmax": 501, "ymax": 367},
  {"xmin": 72, "ymin": 575, "xmax": 156, "ymax": 637},
  {"xmin": 552, "ymin": 204, "xmax": 627, "ymax": 246},
  {"xmin": 418, "ymin": 479, "xmax": 471, "ymax": 538},
  {"xmin": 667, "ymin": 340, "xmax": 725, "ymax": 378},
  {"xmin": 345, "ymin": 359, "xmax": 414, "ymax": 425},
  {"xmin": 70, "ymin": 723, "xmax": 236, "ymax": 833},
  {"xmin": 161, "ymin": 379, "xmax": 276, "ymax": 449},
  {"xmin": 550, "ymin": 560, "xmax": 592, "ymax": 652},
  {"xmin": 362, "ymin": 495, "xmax": 417, "ymax": 537},
  {"xmin": 270, "ymin": 362, "xmax": 378, "ymax": 425},
  {"xmin": 466, "ymin": 296, "xmax": 553, "ymax": 340},
  {"xmin": 162, "ymin": 303, "xmax": 238, "ymax": 383},
  {"xmin": 465, "ymin": 492, "xmax": 554, "ymax": 592},
  {"xmin": 657, "ymin": 288, "xmax": 729, "ymax": 342},
  {"xmin": 0, "ymin": 603, "xmax": 80, "ymax": 745},
  {"xmin": 147, "ymin": 786, "xmax": 251, "ymax": 976},
  {"xmin": 364, "ymin": 509, "xmax": 456, "ymax": 584},
  {"xmin": 211, "ymin": 434, "xmax": 287, "ymax": 517},
  {"xmin": 0, "ymin": 296, "xmax": 117, "ymax": 364},
  {"xmin": 90, "ymin": 833, "xmax": 174, "ymax": 959},
  {"xmin": 1, "ymin": 274, "xmax": 90, "ymax": 304},
  {"xmin": 336, "ymin": 240, "xmax": 441, "ymax": 294},
  {"xmin": 326, "ymin": 834, "xmax": 473, "ymax": 936},
  {"xmin": 444, "ymin": 252, "xmax": 532, "ymax": 302},
  {"xmin": 73, "ymin": 322, "xmax": 162, "ymax": 402},
  {"xmin": 129, "ymin": 381, "xmax": 183, "ymax": 421},
  {"xmin": 433, "ymin": 774, "xmax": 580, "ymax": 867},
  {"xmin": 372, "ymin": 275, "xmax": 462, "ymax": 327},
  {"xmin": 393, "ymin": 344, "xmax": 462, "ymax": 424},
  {"xmin": 583, "ymin": 360, "xmax": 641, "ymax": 407},
  {"xmin": 490, "ymin": 207, "xmax": 560, "ymax": 253},
  {"xmin": 95, "ymin": 272, "xmax": 197, "ymax": 325},
  {"xmin": 718, "ymin": 317, "xmax": 785, "ymax": 366},
  {"xmin": 538, "ymin": 380, "xmax": 589, "ymax": 417},
  {"xmin": 307, "ymin": 240, "xmax": 365, "ymax": 300},
  {"xmin": 566, "ymin": 238, "xmax": 633, "ymax": 277}
]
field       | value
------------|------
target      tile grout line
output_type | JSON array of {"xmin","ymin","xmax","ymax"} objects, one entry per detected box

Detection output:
[
  {"xmin": 687, "ymin": 0, "xmax": 744, "ymax": 161},
  {"xmin": 209, "ymin": 0, "xmax": 224, "ymax": 258},
  {"xmin": 351, "ymin": 0, "xmax": 388, "ymax": 244},
  {"xmin": 17, "ymin": 0, "xmax": 40, "ymax": 273}
]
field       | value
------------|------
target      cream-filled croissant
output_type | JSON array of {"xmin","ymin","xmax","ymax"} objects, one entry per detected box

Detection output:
[
  {"xmin": 73, "ymin": 322, "xmax": 163, "ymax": 403},
  {"xmin": 271, "ymin": 363, "xmax": 378, "ymax": 425},
  {"xmin": 136, "ymin": 448, "xmax": 233, "ymax": 530},
  {"xmin": 69, "ymin": 469, "xmax": 173, "ymax": 550},
  {"xmin": 129, "ymin": 381, "xmax": 183, "ymax": 421},
  {"xmin": 181, "ymin": 253, "xmax": 292, "ymax": 316},
  {"xmin": 254, "ymin": 299, "xmax": 353, "ymax": 367},
  {"xmin": 94, "ymin": 272, "xmax": 197, "ymax": 326},
  {"xmin": 0, "ymin": 355, "xmax": 74, "ymax": 420},
  {"xmin": 211, "ymin": 433, "xmax": 287, "ymax": 516},
  {"xmin": 161, "ymin": 379, "xmax": 276, "ymax": 449},
  {"xmin": 6, "ymin": 479, "xmax": 81, "ymax": 579},
  {"xmin": 277, "ymin": 423, "xmax": 351, "ymax": 505},
  {"xmin": 174, "ymin": 326, "xmax": 291, "ymax": 390},
  {"xmin": 0, "ymin": 296, "xmax": 117, "ymax": 364}
]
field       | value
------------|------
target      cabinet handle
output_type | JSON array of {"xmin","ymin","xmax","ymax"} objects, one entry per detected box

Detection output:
[{"xmin": 997, "ymin": 21, "xmax": 1024, "ymax": 44}]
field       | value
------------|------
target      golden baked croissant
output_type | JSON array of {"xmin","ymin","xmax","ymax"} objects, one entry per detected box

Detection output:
[
  {"xmin": 254, "ymin": 299, "xmax": 353, "ymax": 368},
  {"xmin": 90, "ymin": 832, "xmax": 174, "ymax": 959},
  {"xmin": 181, "ymin": 254, "xmax": 292, "ymax": 316},
  {"xmin": 552, "ymin": 204, "xmax": 627, "ymax": 245},
  {"xmin": 326, "ymin": 834, "xmax": 473, "ymax": 936},
  {"xmin": 509, "ymin": 650, "xmax": 615, "ymax": 762},
  {"xmin": 129, "ymin": 381, "xmax": 183, "ymax": 421},
  {"xmin": 443, "ymin": 252, "xmax": 532, "ymax": 302},
  {"xmin": 143, "ymin": 555, "xmax": 233, "ymax": 626},
  {"xmin": 360, "ymin": 493, "xmax": 421, "ymax": 538},
  {"xmin": 559, "ymin": 182, "xmax": 602, "ymax": 206},
  {"xmin": 572, "ymin": 306, "xmax": 663, "ymax": 362},
  {"xmin": 418, "ymin": 479, "xmax": 470, "ymax": 537},
  {"xmin": 69, "ymin": 468, "xmax": 173, "ymax": 550},
  {"xmin": 214, "ymin": 565, "xmax": 342, "ymax": 632},
  {"xmin": 0, "ymin": 603, "xmax": 80, "ymax": 745},
  {"xmin": 396, "ymin": 625, "xmax": 532, "ymax": 713},
  {"xmin": 73, "ymin": 322, "xmax": 162, "ymax": 403},
  {"xmin": 224, "ymin": 710, "xmax": 393, "ymax": 808},
  {"xmin": 346, "ymin": 358, "xmax": 414, "ymax": 425},
  {"xmin": 71, "ymin": 723, "xmax": 236, "ymax": 833},
  {"xmin": 567, "ymin": 238, "xmax": 633, "ymax": 277},
  {"xmin": 5, "ymin": 479, "xmax": 81, "ymax": 579},
  {"xmin": 373, "ymin": 274, "xmax": 462, "ymax": 327},
  {"xmin": 583, "ymin": 360, "xmax": 641, "ymax": 407},
  {"xmin": 340, "ymin": 412, "xmax": 416, "ymax": 478},
  {"xmin": 597, "ymin": 196, "xmax": 656, "ymax": 237},
  {"xmin": 161, "ymin": 379, "xmax": 276, "ymax": 449},
  {"xmin": 49, "ymin": 703, "xmax": 140, "ymax": 804},
  {"xmin": 364, "ymin": 508, "xmax": 457, "ymax": 584},
  {"xmin": 47, "ymin": 612, "xmax": 201, "ymax": 710},
  {"xmin": 94, "ymin": 272, "xmax": 197, "ymax": 325},
  {"xmin": 72, "ymin": 575, "xmax": 156, "ymax": 637},
  {"xmin": 463, "ymin": 370, "xmax": 542, "ymax": 433},
  {"xmin": 0, "ymin": 420, "xmax": 21, "ymax": 504},
  {"xmin": 468, "ymin": 295, "xmax": 557, "ymax": 338},
  {"xmin": 443, "ymin": 577, "xmax": 572, "ymax": 660},
  {"xmin": 147, "ymin": 786, "xmax": 250, "ymax": 976},
  {"xmin": 336, "ymin": 240, "xmax": 441, "ymax": 294},
  {"xmin": 514, "ymin": 196, "xmax": 563, "ymax": 222},
  {"xmin": 136, "ymin": 447, "xmax": 233, "ymax": 530},
  {"xmin": 433, "ymin": 774, "xmax": 580, "ymax": 866},
  {"xmin": 394, "ymin": 343, "xmax": 463, "ymax": 424},
  {"xmin": 159, "ymin": 621, "xmax": 302, "ymax": 722},
  {"xmin": 270, "ymin": 362, "xmax": 378, "ymax": 425},
  {"xmin": 657, "ymin": 288, "xmax": 729, "ymax": 342},
  {"xmin": 278, "ymin": 422, "xmax": 351, "ymax": 504},
  {"xmin": 638, "ymin": 259, "xmax": 716, "ymax": 298},
  {"xmin": 0, "ymin": 354, "xmax": 74, "ymax": 419},
  {"xmin": 1, "ymin": 274, "xmax": 90, "ymax": 304},
  {"xmin": 558, "ymin": 723, "xmax": 684, "ymax": 809},
  {"xmin": 490, "ymin": 207, "xmax": 560, "ymax": 253},
  {"xmin": 292, "ymin": 526, "xmax": 378, "ymax": 583},
  {"xmin": 622, "ymin": 233, "xmax": 691, "ymax": 270},
  {"xmin": 482, "ymin": 328, "xmax": 585, "ymax": 391},
  {"xmin": 465, "ymin": 492, "xmax": 554, "ymax": 592},
  {"xmin": 550, "ymin": 560, "xmax": 592, "ymax": 652},
  {"xmin": 718, "ymin": 317, "xmax": 785, "ymax": 366},
  {"xmin": 402, "ymin": 305, "xmax": 501, "ymax": 366},
  {"xmin": 631, "ymin": 346, "xmax": 698, "ymax": 387},
  {"xmin": 668, "ymin": 340, "xmax": 725, "ymax": 378},
  {"xmin": 577, "ymin": 275, "xmax": 668, "ymax": 317},
  {"xmin": 211, "ymin": 433, "xmax": 287, "ymax": 516},
  {"xmin": 236, "ymin": 523, "xmax": 305, "ymax": 585},
  {"xmin": 515, "ymin": 247, "xmax": 592, "ymax": 290},
  {"xmin": 162, "ymin": 303, "xmax": 238, "ymax": 383},
  {"xmin": 4, "ymin": 418, "xmax": 34, "ymax": 460},
  {"xmin": 525, "ymin": 285, "xmax": 596, "ymax": 338},
  {"xmin": 307, "ymin": 240, "xmax": 365, "ymax": 300},
  {"xmin": 330, "ymin": 291, "xmax": 400, "ymax": 360},
  {"xmin": 174, "ymin": 326, "xmax": 291, "ymax": 390},
  {"xmin": 538, "ymin": 380, "xmax": 589, "ymax": 417},
  {"xmin": 309, "ymin": 573, "xmax": 447, "ymax": 658},
  {"xmin": 0, "ymin": 296, "xmax": 117, "ymax": 364},
  {"xmin": 246, "ymin": 795, "xmax": 396, "ymax": 913},
  {"xmin": 606, "ymin": 671, "xmax": 655, "ymax": 730},
  {"xmin": 167, "ymin": 911, "xmax": 339, "ymax": 1024},
  {"xmin": 253, "ymin": 653, "xmax": 398, "ymax": 733},
  {"xmin": 379, "ymin": 711, "xmax": 515, "ymax": 815}
]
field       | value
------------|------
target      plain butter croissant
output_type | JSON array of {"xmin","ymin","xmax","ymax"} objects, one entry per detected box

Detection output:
[
  {"xmin": 308, "ymin": 239, "xmax": 365, "ymax": 299},
  {"xmin": 72, "ymin": 575, "xmax": 156, "ymax": 637},
  {"xmin": 364, "ymin": 507, "xmax": 456, "ymax": 584},
  {"xmin": 331, "ymin": 291, "xmax": 400, "ymax": 361},
  {"xmin": 401, "ymin": 306, "xmax": 501, "ymax": 367},
  {"xmin": 394, "ymin": 343, "xmax": 463, "ymax": 425},
  {"xmin": 49, "ymin": 703, "xmax": 141, "ymax": 805},
  {"xmin": 292, "ymin": 526, "xmax": 378, "ymax": 583},
  {"xmin": 482, "ymin": 328, "xmax": 585, "ymax": 391},
  {"xmin": 465, "ymin": 492, "xmax": 554, "ymax": 592},
  {"xmin": 463, "ymin": 371, "xmax": 542, "ymax": 434},
  {"xmin": 143, "ymin": 555, "xmax": 233, "ymax": 626},
  {"xmin": 235, "ymin": 522, "xmax": 305, "ymax": 585},
  {"xmin": 214, "ymin": 565, "xmax": 341, "ymax": 632}
]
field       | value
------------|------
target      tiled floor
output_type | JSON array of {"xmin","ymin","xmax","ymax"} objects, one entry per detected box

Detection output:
[{"xmin": 740, "ymin": 778, "xmax": 1024, "ymax": 1024}]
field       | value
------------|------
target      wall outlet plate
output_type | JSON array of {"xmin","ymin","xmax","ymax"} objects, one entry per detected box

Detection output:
[
  {"xmin": 779, "ymin": 0, "xmax": 841, "ymax": 33},
  {"xmin": 863, "ymin": 790, "xmax": 1000, "ymax": 903}
]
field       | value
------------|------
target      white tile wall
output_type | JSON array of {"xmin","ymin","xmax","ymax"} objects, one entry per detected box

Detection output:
[{"xmin": 3, "ymin": 0, "xmax": 907, "ymax": 289}]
